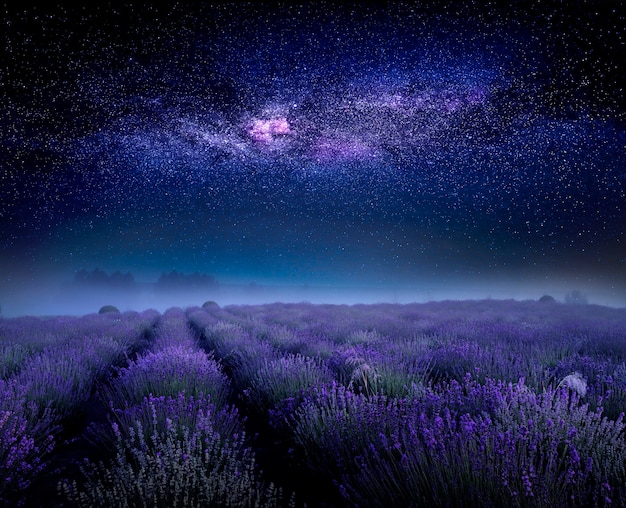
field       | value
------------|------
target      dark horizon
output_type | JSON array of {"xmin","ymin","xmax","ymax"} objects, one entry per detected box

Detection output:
[{"xmin": 2, "ymin": 272, "xmax": 625, "ymax": 318}]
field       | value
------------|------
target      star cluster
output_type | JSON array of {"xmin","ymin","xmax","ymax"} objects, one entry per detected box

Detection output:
[{"xmin": 1, "ymin": 2, "xmax": 625, "ymax": 304}]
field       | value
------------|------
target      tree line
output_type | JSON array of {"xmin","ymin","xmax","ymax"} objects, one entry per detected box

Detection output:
[{"xmin": 74, "ymin": 269, "xmax": 219, "ymax": 290}]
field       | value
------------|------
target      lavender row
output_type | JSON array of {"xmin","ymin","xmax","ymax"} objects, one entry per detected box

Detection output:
[
  {"xmin": 227, "ymin": 301, "xmax": 626, "ymax": 418},
  {"xmin": 0, "ymin": 311, "xmax": 155, "ymax": 379},
  {"xmin": 1, "ymin": 310, "xmax": 159, "ymax": 506},
  {"xmin": 61, "ymin": 308, "xmax": 285, "ymax": 507}
]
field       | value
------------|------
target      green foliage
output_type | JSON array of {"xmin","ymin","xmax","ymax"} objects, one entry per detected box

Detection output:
[
  {"xmin": 343, "ymin": 329, "xmax": 383, "ymax": 345},
  {"xmin": 245, "ymin": 354, "xmax": 333, "ymax": 415},
  {"xmin": 0, "ymin": 343, "xmax": 33, "ymax": 379},
  {"xmin": 202, "ymin": 321, "xmax": 247, "ymax": 358}
]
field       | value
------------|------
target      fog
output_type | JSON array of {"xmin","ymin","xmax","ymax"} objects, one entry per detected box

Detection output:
[{"xmin": 2, "ymin": 277, "xmax": 625, "ymax": 318}]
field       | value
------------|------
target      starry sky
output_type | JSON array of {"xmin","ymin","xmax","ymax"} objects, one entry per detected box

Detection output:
[{"xmin": 1, "ymin": 2, "xmax": 625, "ymax": 311}]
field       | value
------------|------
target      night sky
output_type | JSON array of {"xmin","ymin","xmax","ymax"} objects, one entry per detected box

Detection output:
[{"xmin": 1, "ymin": 2, "xmax": 625, "ymax": 313}]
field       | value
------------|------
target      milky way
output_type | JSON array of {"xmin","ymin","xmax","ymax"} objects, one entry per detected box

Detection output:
[{"xmin": 1, "ymin": 2, "xmax": 625, "ymax": 309}]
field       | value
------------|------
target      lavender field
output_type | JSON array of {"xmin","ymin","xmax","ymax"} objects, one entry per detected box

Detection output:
[{"xmin": 2, "ymin": 299, "xmax": 626, "ymax": 507}]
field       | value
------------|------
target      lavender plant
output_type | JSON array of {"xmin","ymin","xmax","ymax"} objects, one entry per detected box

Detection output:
[
  {"xmin": 11, "ymin": 336, "xmax": 134, "ymax": 420},
  {"xmin": 0, "ymin": 379, "xmax": 57, "ymax": 506},
  {"xmin": 287, "ymin": 382, "xmax": 401, "ymax": 477},
  {"xmin": 257, "ymin": 324, "xmax": 307, "ymax": 354},
  {"xmin": 61, "ymin": 401, "xmax": 284, "ymax": 507},
  {"xmin": 90, "ymin": 393, "xmax": 245, "ymax": 461},
  {"xmin": 100, "ymin": 345, "xmax": 231, "ymax": 410},
  {"xmin": 0, "ymin": 408, "xmax": 55, "ymax": 506},
  {"xmin": 130, "ymin": 393, "xmax": 241, "ymax": 440},
  {"xmin": 224, "ymin": 340, "xmax": 279, "ymax": 391},
  {"xmin": 0, "ymin": 343, "xmax": 32, "ymax": 379},
  {"xmin": 327, "ymin": 342, "xmax": 432, "ymax": 397},
  {"xmin": 150, "ymin": 307, "xmax": 198, "ymax": 350},
  {"xmin": 201, "ymin": 321, "xmax": 248, "ymax": 359},
  {"xmin": 244, "ymin": 353, "xmax": 334, "ymax": 416},
  {"xmin": 289, "ymin": 375, "xmax": 626, "ymax": 507}
]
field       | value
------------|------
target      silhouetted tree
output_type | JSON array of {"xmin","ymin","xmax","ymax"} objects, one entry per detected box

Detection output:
[
  {"xmin": 90, "ymin": 268, "xmax": 108, "ymax": 285},
  {"xmin": 75, "ymin": 269, "xmax": 135, "ymax": 288},
  {"xmin": 110, "ymin": 271, "xmax": 135, "ymax": 287},
  {"xmin": 74, "ymin": 269, "xmax": 89, "ymax": 284},
  {"xmin": 155, "ymin": 270, "xmax": 218, "ymax": 290}
]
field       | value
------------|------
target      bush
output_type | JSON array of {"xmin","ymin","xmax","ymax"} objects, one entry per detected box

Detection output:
[
  {"xmin": 202, "ymin": 301, "xmax": 220, "ymax": 309},
  {"xmin": 98, "ymin": 305, "xmax": 120, "ymax": 314},
  {"xmin": 539, "ymin": 294, "xmax": 556, "ymax": 303}
]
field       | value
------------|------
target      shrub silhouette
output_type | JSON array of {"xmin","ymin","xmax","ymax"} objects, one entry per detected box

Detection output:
[
  {"xmin": 538, "ymin": 294, "xmax": 556, "ymax": 303},
  {"xmin": 202, "ymin": 301, "xmax": 220, "ymax": 309},
  {"xmin": 98, "ymin": 305, "xmax": 120, "ymax": 314}
]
